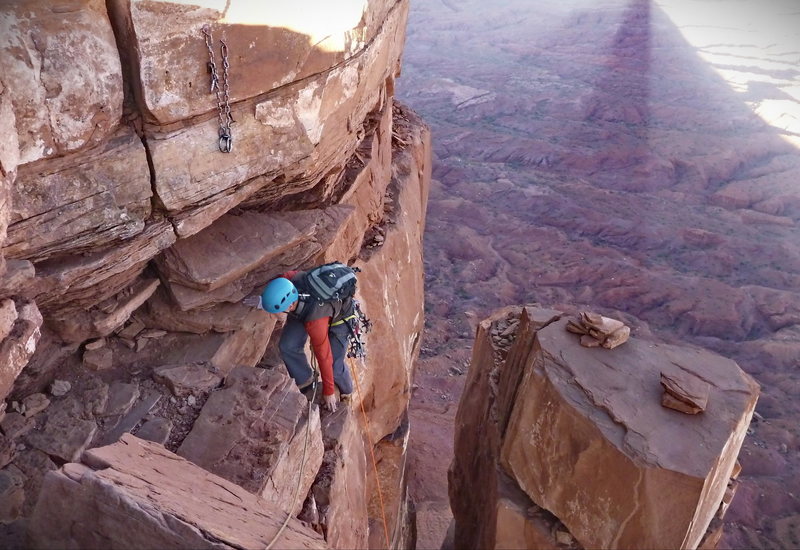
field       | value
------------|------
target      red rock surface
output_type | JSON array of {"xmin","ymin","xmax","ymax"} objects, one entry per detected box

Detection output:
[
  {"xmin": 398, "ymin": 0, "xmax": 800, "ymax": 547},
  {"xmin": 28, "ymin": 434, "xmax": 326, "ymax": 549}
]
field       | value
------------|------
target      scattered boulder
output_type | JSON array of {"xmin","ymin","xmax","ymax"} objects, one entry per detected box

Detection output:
[
  {"xmin": 0, "ymin": 300, "xmax": 43, "ymax": 403},
  {"xmin": 135, "ymin": 417, "xmax": 172, "ymax": 446},
  {"xmin": 25, "ymin": 399, "xmax": 97, "ymax": 463},
  {"xmin": 152, "ymin": 363, "xmax": 222, "ymax": 398},
  {"xmin": 82, "ymin": 347, "xmax": 113, "ymax": 371},
  {"xmin": 101, "ymin": 382, "xmax": 140, "ymax": 418},
  {"xmin": 49, "ymin": 380, "xmax": 71, "ymax": 397},
  {"xmin": 0, "ymin": 298, "xmax": 16, "ymax": 341},
  {"xmin": 11, "ymin": 448, "xmax": 57, "ymax": 516},
  {"xmin": 21, "ymin": 393, "xmax": 50, "ymax": 417},
  {"xmin": 0, "ymin": 433, "xmax": 15, "ymax": 469},
  {"xmin": 116, "ymin": 317, "xmax": 145, "ymax": 339},
  {"xmin": 0, "ymin": 466, "xmax": 25, "ymax": 523},
  {"xmin": 84, "ymin": 338, "xmax": 106, "ymax": 351},
  {"xmin": 0, "ymin": 413, "xmax": 35, "ymax": 440}
]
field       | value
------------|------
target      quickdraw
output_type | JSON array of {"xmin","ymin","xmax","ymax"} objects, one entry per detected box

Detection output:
[
  {"xmin": 345, "ymin": 299, "xmax": 372, "ymax": 359},
  {"xmin": 201, "ymin": 26, "xmax": 234, "ymax": 153}
]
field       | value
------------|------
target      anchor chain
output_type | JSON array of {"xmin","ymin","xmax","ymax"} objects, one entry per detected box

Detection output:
[{"xmin": 202, "ymin": 25, "xmax": 233, "ymax": 153}]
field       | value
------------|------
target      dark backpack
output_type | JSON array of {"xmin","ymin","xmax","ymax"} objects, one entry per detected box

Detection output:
[{"xmin": 303, "ymin": 262, "xmax": 359, "ymax": 303}]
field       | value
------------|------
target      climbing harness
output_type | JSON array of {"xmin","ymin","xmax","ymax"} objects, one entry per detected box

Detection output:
[
  {"xmin": 201, "ymin": 25, "xmax": 234, "ymax": 153},
  {"xmin": 348, "ymin": 356, "xmax": 391, "ymax": 549}
]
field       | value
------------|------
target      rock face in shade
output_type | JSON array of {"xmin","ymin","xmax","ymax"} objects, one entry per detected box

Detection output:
[
  {"xmin": 0, "ymin": 300, "xmax": 42, "ymax": 403},
  {"xmin": 450, "ymin": 306, "xmax": 760, "ymax": 550},
  {"xmin": 315, "ymin": 97, "xmax": 394, "ymax": 264},
  {"xmin": 27, "ymin": 221, "xmax": 176, "ymax": 317},
  {"xmin": 0, "ymin": 0, "xmax": 123, "ymax": 165},
  {"xmin": 28, "ymin": 434, "xmax": 326, "ymax": 549},
  {"xmin": 178, "ymin": 366, "xmax": 323, "ymax": 516},
  {"xmin": 48, "ymin": 278, "xmax": 160, "ymax": 344},
  {"xmin": 449, "ymin": 306, "xmax": 566, "ymax": 550}
]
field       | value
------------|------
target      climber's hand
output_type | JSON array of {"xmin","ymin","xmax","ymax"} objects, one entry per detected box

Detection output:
[
  {"xmin": 323, "ymin": 393, "xmax": 338, "ymax": 412},
  {"xmin": 242, "ymin": 295, "xmax": 262, "ymax": 309}
]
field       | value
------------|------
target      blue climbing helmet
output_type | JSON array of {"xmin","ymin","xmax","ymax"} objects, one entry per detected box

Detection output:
[{"xmin": 261, "ymin": 277, "xmax": 298, "ymax": 313}]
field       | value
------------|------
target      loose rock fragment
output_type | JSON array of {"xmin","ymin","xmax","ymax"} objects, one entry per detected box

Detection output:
[
  {"xmin": 83, "ymin": 347, "xmax": 113, "ymax": 371},
  {"xmin": 49, "ymin": 380, "xmax": 72, "ymax": 397},
  {"xmin": 567, "ymin": 311, "xmax": 630, "ymax": 349},
  {"xmin": 84, "ymin": 338, "xmax": 106, "ymax": 351},
  {"xmin": 22, "ymin": 393, "xmax": 50, "ymax": 417},
  {"xmin": 660, "ymin": 370, "xmax": 711, "ymax": 414}
]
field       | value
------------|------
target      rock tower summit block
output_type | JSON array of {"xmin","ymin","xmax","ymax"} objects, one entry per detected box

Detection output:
[{"xmin": 500, "ymin": 311, "xmax": 760, "ymax": 549}]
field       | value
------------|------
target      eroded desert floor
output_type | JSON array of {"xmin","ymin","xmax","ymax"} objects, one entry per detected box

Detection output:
[{"xmin": 398, "ymin": 1, "xmax": 800, "ymax": 547}]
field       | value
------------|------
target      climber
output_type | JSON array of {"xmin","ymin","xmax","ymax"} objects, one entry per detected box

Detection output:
[{"xmin": 245, "ymin": 264, "xmax": 357, "ymax": 413}]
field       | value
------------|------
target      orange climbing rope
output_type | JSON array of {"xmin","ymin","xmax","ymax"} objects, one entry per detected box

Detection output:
[{"xmin": 348, "ymin": 356, "xmax": 392, "ymax": 549}]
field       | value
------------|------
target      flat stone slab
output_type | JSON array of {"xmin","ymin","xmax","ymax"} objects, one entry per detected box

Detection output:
[
  {"xmin": 661, "ymin": 370, "xmax": 711, "ymax": 414},
  {"xmin": 134, "ymin": 417, "xmax": 172, "ymax": 446},
  {"xmin": 178, "ymin": 366, "xmax": 323, "ymax": 515},
  {"xmin": 101, "ymin": 382, "xmax": 141, "ymax": 418},
  {"xmin": 153, "ymin": 363, "xmax": 222, "ymax": 398},
  {"xmin": 155, "ymin": 211, "xmax": 309, "ymax": 291},
  {"xmin": 28, "ymin": 434, "xmax": 325, "ymax": 549},
  {"xmin": 25, "ymin": 399, "xmax": 97, "ymax": 463},
  {"xmin": 96, "ymin": 392, "xmax": 161, "ymax": 447}
]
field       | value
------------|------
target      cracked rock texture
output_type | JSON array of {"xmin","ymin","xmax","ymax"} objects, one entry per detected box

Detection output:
[{"xmin": 450, "ymin": 306, "xmax": 759, "ymax": 549}]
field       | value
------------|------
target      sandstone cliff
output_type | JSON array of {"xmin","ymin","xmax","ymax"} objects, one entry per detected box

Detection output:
[
  {"xmin": 0, "ymin": 1, "xmax": 428, "ymax": 548},
  {"xmin": 449, "ymin": 306, "xmax": 759, "ymax": 549}
]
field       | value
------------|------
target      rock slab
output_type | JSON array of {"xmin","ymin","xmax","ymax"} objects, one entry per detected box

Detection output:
[
  {"xmin": 178, "ymin": 366, "xmax": 323, "ymax": 515},
  {"xmin": 28, "ymin": 433, "xmax": 325, "ymax": 549}
]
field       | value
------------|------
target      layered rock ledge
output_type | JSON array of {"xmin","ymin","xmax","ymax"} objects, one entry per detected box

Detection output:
[
  {"xmin": 29, "ymin": 434, "xmax": 326, "ymax": 549},
  {"xmin": 450, "ymin": 306, "xmax": 759, "ymax": 549}
]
